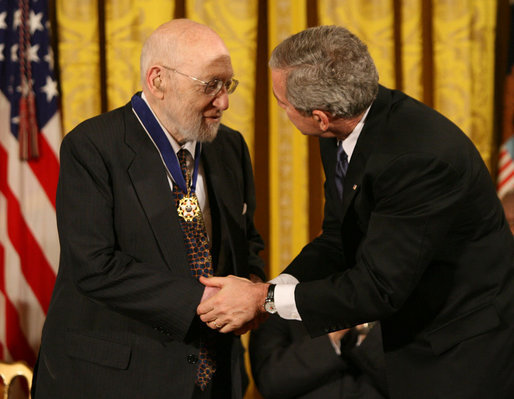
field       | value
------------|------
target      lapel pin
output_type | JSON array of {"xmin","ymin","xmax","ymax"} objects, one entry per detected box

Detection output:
[{"xmin": 353, "ymin": 184, "xmax": 358, "ymax": 190}]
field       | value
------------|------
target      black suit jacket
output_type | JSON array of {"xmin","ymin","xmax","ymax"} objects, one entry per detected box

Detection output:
[
  {"xmin": 284, "ymin": 86, "xmax": 514, "ymax": 398},
  {"xmin": 32, "ymin": 99, "xmax": 264, "ymax": 399},
  {"xmin": 250, "ymin": 317, "xmax": 387, "ymax": 399}
]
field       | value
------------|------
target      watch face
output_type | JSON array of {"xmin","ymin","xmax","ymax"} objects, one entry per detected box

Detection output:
[{"xmin": 264, "ymin": 301, "xmax": 277, "ymax": 314}]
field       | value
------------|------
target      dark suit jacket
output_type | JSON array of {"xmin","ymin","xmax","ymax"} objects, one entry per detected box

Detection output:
[
  {"xmin": 32, "ymin": 99, "xmax": 265, "ymax": 399},
  {"xmin": 283, "ymin": 86, "xmax": 514, "ymax": 398},
  {"xmin": 250, "ymin": 317, "xmax": 387, "ymax": 399}
]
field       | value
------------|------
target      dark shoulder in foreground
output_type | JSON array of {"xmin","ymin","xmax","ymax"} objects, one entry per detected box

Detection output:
[{"xmin": 63, "ymin": 103, "xmax": 130, "ymax": 143}]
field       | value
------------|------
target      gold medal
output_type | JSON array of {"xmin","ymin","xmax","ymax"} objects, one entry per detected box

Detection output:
[{"xmin": 178, "ymin": 195, "xmax": 200, "ymax": 221}]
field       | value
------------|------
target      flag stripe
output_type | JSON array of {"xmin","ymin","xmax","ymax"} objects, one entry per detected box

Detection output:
[
  {"xmin": 497, "ymin": 143, "xmax": 514, "ymax": 194},
  {"xmin": 0, "ymin": 145, "xmax": 56, "ymax": 313},
  {"xmin": 42, "ymin": 114, "xmax": 62, "ymax": 157},
  {"xmin": 497, "ymin": 3, "xmax": 514, "ymax": 198},
  {"xmin": 498, "ymin": 159, "xmax": 514, "ymax": 178},
  {"xmin": 498, "ymin": 170, "xmax": 514, "ymax": 190},
  {"xmin": 0, "ymin": 193, "xmax": 47, "ymax": 353},
  {"xmin": 498, "ymin": 147, "xmax": 508, "ymax": 162},
  {"xmin": 0, "ymin": 114, "xmax": 59, "ymax": 273},
  {"xmin": 28, "ymin": 132, "xmax": 59, "ymax": 208},
  {"xmin": 1, "ymin": 0, "xmax": 61, "ymax": 365},
  {"xmin": 0, "ymin": 243, "xmax": 37, "ymax": 364}
]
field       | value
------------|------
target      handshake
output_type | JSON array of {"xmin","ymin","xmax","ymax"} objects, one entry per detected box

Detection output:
[{"xmin": 196, "ymin": 275, "xmax": 271, "ymax": 335}]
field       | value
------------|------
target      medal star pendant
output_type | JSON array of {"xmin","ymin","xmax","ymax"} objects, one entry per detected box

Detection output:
[
  {"xmin": 178, "ymin": 168, "xmax": 200, "ymax": 222},
  {"xmin": 178, "ymin": 195, "xmax": 200, "ymax": 221}
]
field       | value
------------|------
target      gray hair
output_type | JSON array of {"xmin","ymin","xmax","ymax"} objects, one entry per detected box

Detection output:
[{"xmin": 269, "ymin": 25, "xmax": 379, "ymax": 118}]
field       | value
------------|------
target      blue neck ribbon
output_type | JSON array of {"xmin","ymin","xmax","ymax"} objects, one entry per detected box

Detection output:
[{"xmin": 131, "ymin": 93, "xmax": 201, "ymax": 194}]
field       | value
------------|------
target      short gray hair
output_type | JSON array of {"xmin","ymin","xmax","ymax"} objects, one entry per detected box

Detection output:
[{"xmin": 269, "ymin": 25, "xmax": 379, "ymax": 118}]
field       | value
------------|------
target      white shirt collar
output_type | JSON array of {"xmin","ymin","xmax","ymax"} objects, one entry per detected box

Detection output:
[{"xmin": 339, "ymin": 104, "xmax": 372, "ymax": 161}]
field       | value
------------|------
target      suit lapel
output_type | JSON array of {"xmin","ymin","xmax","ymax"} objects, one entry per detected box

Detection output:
[
  {"xmin": 123, "ymin": 103, "xmax": 190, "ymax": 277},
  {"xmin": 341, "ymin": 86, "xmax": 392, "ymax": 219}
]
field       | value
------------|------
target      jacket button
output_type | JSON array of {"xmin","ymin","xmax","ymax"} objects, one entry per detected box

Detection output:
[{"xmin": 187, "ymin": 354, "xmax": 198, "ymax": 364}]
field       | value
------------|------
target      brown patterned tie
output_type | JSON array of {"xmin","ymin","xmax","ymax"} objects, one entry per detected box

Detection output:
[{"xmin": 173, "ymin": 148, "xmax": 216, "ymax": 390}]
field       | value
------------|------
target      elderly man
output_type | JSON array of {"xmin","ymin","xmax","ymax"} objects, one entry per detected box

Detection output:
[
  {"xmin": 32, "ymin": 19, "xmax": 264, "ymax": 399},
  {"xmin": 198, "ymin": 25, "xmax": 514, "ymax": 399}
]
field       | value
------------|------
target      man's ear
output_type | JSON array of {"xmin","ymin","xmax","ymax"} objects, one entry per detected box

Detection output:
[
  {"xmin": 312, "ymin": 110, "xmax": 331, "ymax": 131},
  {"xmin": 146, "ymin": 66, "xmax": 164, "ymax": 99}
]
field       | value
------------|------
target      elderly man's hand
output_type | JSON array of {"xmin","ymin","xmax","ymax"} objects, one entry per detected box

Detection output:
[{"xmin": 197, "ymin": 275, "xmax": 269, "ymax": 333}]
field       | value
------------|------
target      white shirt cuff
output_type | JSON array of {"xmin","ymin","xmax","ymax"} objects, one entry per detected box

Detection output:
[{"xmin": 269, "ymin": 274, "xmax": 301, "ymax": 320}]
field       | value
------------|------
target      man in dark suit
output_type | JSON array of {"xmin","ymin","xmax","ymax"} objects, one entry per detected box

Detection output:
[
  {"xmin": 32, "ymin": 19, "xmax": 264, "ymax": 399},
  {"xmin": 198, "ymin": 25, "xmax": 514, "ymax": 398},
  {"xmin": 250, "ymin": 319, "xmax": 387, "ymax": 399}
]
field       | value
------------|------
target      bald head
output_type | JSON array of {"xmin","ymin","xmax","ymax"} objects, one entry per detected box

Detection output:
[
  {"xmin": 140, "ymin": 19, "xmax": 229, "ymax": 86},
  {"xmin": 138, "ymin": 19, "xmax": 234, "ymax": 144}
]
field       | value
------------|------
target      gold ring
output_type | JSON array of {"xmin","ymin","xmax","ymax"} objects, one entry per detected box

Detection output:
[{"xmin": 214, "ymin": 321, "xmax": 222, "ymax": 329}]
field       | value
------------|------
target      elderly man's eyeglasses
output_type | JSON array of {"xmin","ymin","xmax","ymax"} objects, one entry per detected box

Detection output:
[{"xmin": 161, "ymin": 65, "xmax": 238, "ymax": 96}]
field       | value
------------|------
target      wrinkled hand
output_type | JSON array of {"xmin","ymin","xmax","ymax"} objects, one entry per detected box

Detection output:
[
  {"xmin": 200, "ymin": 285, "xmax": 220, "ymax": 303},
  {"xmin": 197, "ymin": 275, "xmax": 269, "ymax": 333}
]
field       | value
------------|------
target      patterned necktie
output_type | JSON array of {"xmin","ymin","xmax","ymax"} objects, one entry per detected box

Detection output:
[
  {"xmin": 335, "ymin": 143, "xmax": 349, "ymax": 201},
  {"xmin": 173, "ymin": 148, "xmax": 216, "ymax": 390}
]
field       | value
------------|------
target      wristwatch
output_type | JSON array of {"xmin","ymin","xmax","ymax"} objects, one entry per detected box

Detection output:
[{"xmin": 263, "ymin": 284, "xmax": 277, "ymax": 314}]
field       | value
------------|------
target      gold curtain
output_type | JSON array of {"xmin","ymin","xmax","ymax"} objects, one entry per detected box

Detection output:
[
  {"xmin": 105, "ymin": 1, "xmax": 176, "ymax": 110},
  {"xmin": 320, "ymin": 0, "xmax": 397, "ymax": 88},
  {"xmin": 57, "ymin": 1, "xmax": 101, "ymax": 132},
  {"xmin": 186, "ymin": 0, "xmax": 259, "ymax": 153},
  {"xmin": 268, "ymin": 0, "xmax": 309, "ymax": 279},
  {"xmin": 54, "ymin": 2, "xmax": 501, "ymax": 398},
  {"xmin": 57, "ymin": 0, "xmax": 174, "ymax": 132},
  {"xmin": 433, "ymin": 1, "xmax": 497, "ymax": 168}
]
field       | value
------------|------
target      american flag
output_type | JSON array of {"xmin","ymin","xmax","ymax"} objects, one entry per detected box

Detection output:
[
  {"xmin": 497, "ymin": 2, "xmax": 514, "ymax": 199},
  {"xmin": 0, "ymin": 0, "xmax": 60, "ymax": 365}
]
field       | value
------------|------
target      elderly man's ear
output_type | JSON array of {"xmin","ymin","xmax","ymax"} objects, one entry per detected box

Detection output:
[{"xmin": 146, "ymin": 66, "xmax": 165, "ymax": 98}]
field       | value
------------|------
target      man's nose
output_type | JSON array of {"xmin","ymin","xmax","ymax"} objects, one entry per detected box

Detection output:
[{"xmin": 212, "ymin": 87, "xmax": 229, "ymax": 110}]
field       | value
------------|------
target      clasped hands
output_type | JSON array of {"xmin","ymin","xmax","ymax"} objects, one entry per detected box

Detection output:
[{"xmin": 196, "ymin": 275, "xmax": 270, "ymax": 335}]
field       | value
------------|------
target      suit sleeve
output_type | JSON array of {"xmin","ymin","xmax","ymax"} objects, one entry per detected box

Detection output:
[
  {"xmin": 249, "ymin": 316, "xmax": 349, "ymax": 399},
  {"xmin": 57, "ymin": 128, "xmax": 203, "ymax": 342},
  {"xmin": 295, "ymin": 153, "xmax": 464, "ymax": 334}
]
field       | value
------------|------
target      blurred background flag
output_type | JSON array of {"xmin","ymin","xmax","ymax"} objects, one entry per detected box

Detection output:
[
  {"xmin": 497, "ymin": 1, "xmax": 514, "ymax": 198},
  {"xmin": 0, "ymin": 0, "xmax": 60, "ymax": 365}
]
